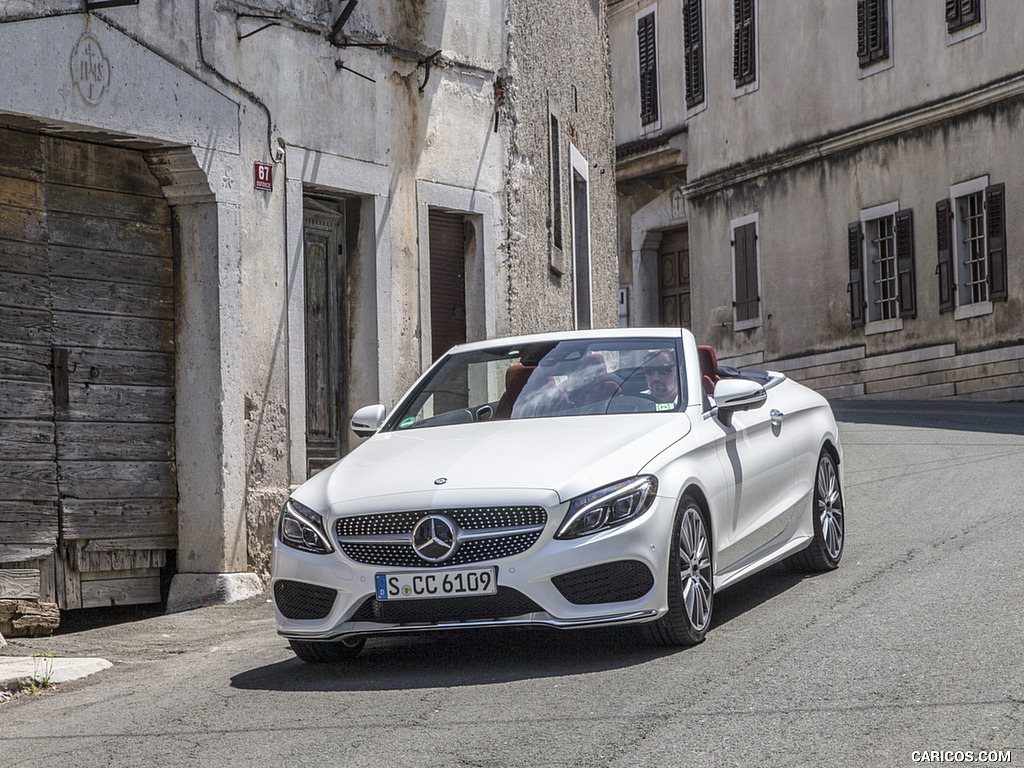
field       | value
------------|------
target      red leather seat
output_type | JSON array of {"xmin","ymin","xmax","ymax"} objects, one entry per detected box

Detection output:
[{"xmin": 697, "ymin": 345, "xmax": 719, "ymax": 396}]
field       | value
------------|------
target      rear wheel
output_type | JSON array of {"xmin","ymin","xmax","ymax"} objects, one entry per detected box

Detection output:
[
  {"xmin": 643, "ymin": 496, "xmax": 713, "ymax": 647},
  {"xmin": 288, "ymin": 636, "xmax": 366, "ymax": 663},
  {"xmin": 786, "ymin": 449, "xmax": 844, "ymax": 572}
]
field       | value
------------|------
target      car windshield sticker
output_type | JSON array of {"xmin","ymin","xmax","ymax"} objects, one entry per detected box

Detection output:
[
  {"xmin": 399, "ymin": 417, "xmax": 417, "ymax": 428},
  {"xmin": 656, "ymin": 402, "xmax": 674, "ymax": 411}
]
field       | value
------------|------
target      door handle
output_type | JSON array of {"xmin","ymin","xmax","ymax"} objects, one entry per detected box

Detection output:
[{"xmin": 770, "ymin": 409, "xmax": 784, "ymax": 427}]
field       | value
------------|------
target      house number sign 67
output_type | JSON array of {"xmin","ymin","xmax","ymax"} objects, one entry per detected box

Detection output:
[{"xmin": 254, "ymin": 161, "xmax": 273, "ymax": 191}]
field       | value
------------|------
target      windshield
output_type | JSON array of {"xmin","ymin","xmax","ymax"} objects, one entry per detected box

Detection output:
[{"xmin": 389, "ymin": 338, "xmax": 686, "ymax": 431}]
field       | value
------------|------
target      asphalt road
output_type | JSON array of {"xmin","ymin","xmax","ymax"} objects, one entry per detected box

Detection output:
[{"xmin": 2, "ymin": 401, "xmax": 1022, "ymax": 768}]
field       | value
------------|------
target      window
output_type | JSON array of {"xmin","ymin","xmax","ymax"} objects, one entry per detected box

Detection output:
[
  {"xmin": 732, "ymin": 0, "xmax": 757, "ymax": 92},
  {"xmin": 570, "ymin": 144, "xmax": 592, "ymax": 330},
  {"xmin": 637, "ymin": 11, "xmax": 659, "ymax": 127},
  {"xmin": 857, "ymin": 0, "xmax": 891, "ymax": 74},
  {"xmin": 947, "ymin": 0, "xmax": 981, "ymax": 32},
  {"xmin": 946, "ymin": 0, "xmax": 985, "ymax": 44},
  {"xmin": 682, "ymin": 0, "xmax": 705, "ymax": 110},
  {"xmin": 848, "ymin": 204, "xmax": 916, "ymax": 332},
  {"xmin": 731, "ymin": 214, "xmax": 761, "ymax": 330},
  {"xmin": 937, "ymin": 178, "xmax": 1007, "ymax": 319},
  {"xmin": 549, "ymin": 111, "xmax": 564, "ymax": 260}
]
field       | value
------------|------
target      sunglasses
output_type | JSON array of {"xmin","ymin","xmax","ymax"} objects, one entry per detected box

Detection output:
[{"xmin": 644, "ymin": 365, "xmax": 676, "ymax": 376}]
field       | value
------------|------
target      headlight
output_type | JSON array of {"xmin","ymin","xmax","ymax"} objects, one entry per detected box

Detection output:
[
  {"xmin": 556, "ymin": 476, "xmax": 658, "ymax": 539},
  {"xmin": 277, "ymin": 499, "xmax": 334, "ymax": 555}
]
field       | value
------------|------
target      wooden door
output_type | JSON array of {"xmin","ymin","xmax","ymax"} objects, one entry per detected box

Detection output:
[
  {"xmin": 0, "ymin": 129, "xmax": 176, "ymax": 628},
  {"xmin": 303, "ymin": 198, "xmax": 347, "ymax": 477},
  {"xmin": 658, "ymin": 227, "xmax": 691, "ymax": 328},
  {"xmin": 428, "ymin": 209, "xmax": 467, "ymax": 362}
]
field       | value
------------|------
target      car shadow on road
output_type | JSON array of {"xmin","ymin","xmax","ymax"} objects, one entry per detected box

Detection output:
[{"xmin": 231, "ymin": 564, "xmax": 813, "ymax": 692}]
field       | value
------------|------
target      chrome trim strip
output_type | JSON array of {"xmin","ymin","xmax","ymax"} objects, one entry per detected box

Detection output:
[
  {"xmin": 279, "ymin": 609, "xmax": 661, "ymax": 641},
  {"xmin": 336, "ymin": 523, "xmax": 546, "ymax": 546}
]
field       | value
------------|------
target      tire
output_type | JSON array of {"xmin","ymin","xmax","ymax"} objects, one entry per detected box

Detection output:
[
  {"xmin": 288, "ymin": 636, "xmax": 366, "ymax": 663},
  {"xmin": 642, "ymin": 495, "xmax": 713, "ymax": 647},
  {"xmin": 786, "ymin": 448, "xmax": 845, "ymax": 572}
]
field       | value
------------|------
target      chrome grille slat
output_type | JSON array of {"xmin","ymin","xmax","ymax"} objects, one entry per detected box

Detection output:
[{"xmin": 334, "ymin": 506, "xmax": 548, "ymax": 567}]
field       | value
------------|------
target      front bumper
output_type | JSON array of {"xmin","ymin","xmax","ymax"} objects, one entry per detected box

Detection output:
[{"xmin": 271, "ymin": 494, "xmax": 676, "ymax": 642}]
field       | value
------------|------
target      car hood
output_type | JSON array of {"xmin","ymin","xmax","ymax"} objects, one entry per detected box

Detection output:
[{"xmin": 295, "ymin": 414, "xmax": 692, "ymax": 515}]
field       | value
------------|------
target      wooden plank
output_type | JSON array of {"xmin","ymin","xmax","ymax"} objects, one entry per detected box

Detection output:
[
  {"xmin": 53, "ymin": 312, "xmax": 175, "ymax": 355},
  {"xmin": 0, "ymin": 175, "xmax": 43, "ymax": 212},
  {"xmin": 0, "ymin": 380, "xmax": 54, "ymax": 419},
  {"xmin": 66, "ymin": 348, "xmax": 174, "ymax": 387},
  {"xmin": 79, "ymin": 573, "xmax": 160, "ymax": 608},
  {"xmin": 0, "ymin": 306, "xmax": 50, "ymax": 348},
  {"xmin": 0, "ymin": 461, "xmax": 58, "ymax": 501},
  {"xmin": 46, "ymin": 211, "xmax": 171, "ymax": 257},
  {"xmin": 0, "ymin": 342, "xmax": 51, "ymax": 382},
  {"xmin": 45, "ymin": 136, "xmax": 164, "ymax": 197},
  {"xmin": 58, "ymin": 460, "xmax": 176, "ymax": 500},
  {"xmin": 57, "ymin": 422, "xmax": 173, "ymax": 461},
  {"xmin": 53, "ymin": 550, "xmax": 81, "ymax": 610},
  {"xmin": 0, "ymin": 239, "xmax": 48, "ymax": 276},
  {"xmin": 83, "ymin": 535, "xmax": 176, "ymax": 552},
  {"xmin": 0, "ymin": 421, "xmax": 56, "ymax": 462},
  {"xmin": 80, "ymin": 567, "xmax": 160, "ymax": 582},
  {"xmin": 51, "ymin": 275, "xmax": 173, "ymax": 320},
  {"xmin": 0, "ymin": 500, "xmax": 57, "ymax": 544},
  {"xmin": 0, "ymin": 569, "xmax": 41, "ymax": 600},
  {"xmin": 59, "ymin": 383, "xmax": 174, "ymax": 422},
  {"xmin": 50, "ymin": 245, "xmax": 173, "ymax": 287},
  {"xmin": 46, "ymin": 182, "xmax": 171, "ymax": 226},
  {"xmin": 0, "ymin": 270, "xmax": 49, "ymax": 310},
  {"xmin": 59, "ymin": 499, "xmax": 176, "ymax": 539},
  {"xmin": 37, "ymin": 555, "xmax": 57, "ymax": 603},
  {"xmin": 0, "ymin": 206, "xmax": 44, "ymax": 243},
  {"xmin": 0, "ymin": 128, "xmax": 43, "ymax": 180},
  {"xmin": 0, "ymin": 543, "xmax": 56, "ymax": 564}
]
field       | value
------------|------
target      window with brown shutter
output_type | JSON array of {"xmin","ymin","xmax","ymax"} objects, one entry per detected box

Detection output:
[
  {"xmin": 849, "ymin": 205, "xmax": 917, "ymax": 328},
  {"xmin": 985, "ymin": 182, "xmax": 1007, "ymax": 301},
  {"xmin": 683, "ymin": 0, "xmax": 705, "ymax": 109},
  {"xmin": 732, "ymin": 0, "xmax": 756, "ymax": 87},
  {"xmin": 637, "ymin": 13, "xmax": 659, "ymax": 125},
  {"xmin": 946, "ymin": 0, "xmax": 981, "ymax": 32},
  {"xmin": 935, "ymin": 198, "xmax": 956, "ymax": 312},
  {"xmin": 857, "ymin": 0, "xmax": 889, "ymax": 68},
  {"xmin": 895, "ymin": 209, "xmax": 917, "ymax": 318},
  {"xmin": 848, "ymin": 222, "xmax": 867, "ymax": 327}
]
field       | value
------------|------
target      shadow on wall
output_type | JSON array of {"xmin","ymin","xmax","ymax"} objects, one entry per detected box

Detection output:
[{"xmin": 830, "ymin": 400, "xmax": 1024, "ymax": 437}]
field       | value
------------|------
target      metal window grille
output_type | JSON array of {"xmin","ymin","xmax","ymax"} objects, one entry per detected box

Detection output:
[
  {"xmin": 868, "ymin": 216, "xmax": 899, "ymax": 321},
  {"xmin": 959, "ymin": 191, "xmax": 988, "ymax": 304}
]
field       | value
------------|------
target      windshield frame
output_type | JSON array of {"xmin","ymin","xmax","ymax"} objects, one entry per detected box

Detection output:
[{"xmin": 382, "ymin": 336, "xmax": 688, "ymax": 433}]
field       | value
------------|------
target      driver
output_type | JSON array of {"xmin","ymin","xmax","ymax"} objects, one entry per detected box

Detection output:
[{"xmin": 643, "ymin": 349, "xmax": 679, "ymax": 404}]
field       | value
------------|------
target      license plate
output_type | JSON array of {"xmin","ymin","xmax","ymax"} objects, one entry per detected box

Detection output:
[{"xmin": 375, "ymin": 568, "xmax": 497, "ymax": 601}]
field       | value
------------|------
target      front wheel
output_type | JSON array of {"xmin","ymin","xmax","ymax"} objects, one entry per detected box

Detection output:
[
  {"xmin": 787, "ymin": 449, "xmax": 845, "ymax": 572},
  {"xmin": 642, "ymin": 496, "xmax": 713, "ymax": 647},
  {"xmin": 288, "ymin": 636, "xmax": 366, "ymax": 664}
]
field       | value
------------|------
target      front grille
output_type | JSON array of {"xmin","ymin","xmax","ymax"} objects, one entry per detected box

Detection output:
[
  {"xmin": 551, "ymin": 560, "xmax": 655, "ymax": 605},
  {"xmin": 335, "ymin": 506, "xmax": 547, "ymax": 567},
  {"xmin": 349, "ymin": 587, "xmax": 542, "ymax": 624},
  {"xmin": 274, "ymin": 580, "xmax": 337, "ymax": 620}
]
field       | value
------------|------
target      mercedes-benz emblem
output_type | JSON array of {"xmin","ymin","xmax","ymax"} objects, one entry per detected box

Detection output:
[
  {"xmin": 411, "ymin": 515, "xmax": 459, "ymax": 562},
  {"xmin": 434, "ymin": 477, "xmax": 447, "ymax": 485}
]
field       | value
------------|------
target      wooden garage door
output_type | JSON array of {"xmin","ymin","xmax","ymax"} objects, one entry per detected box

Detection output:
[{"xmin": 0, "ymin": 128, "xmax": 176, "ymax": 620}]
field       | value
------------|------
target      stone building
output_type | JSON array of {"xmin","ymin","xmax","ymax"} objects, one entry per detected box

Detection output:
[
  {"xmin": 611, "ymin": 0, "xmax": 1023, "ymax": 401},
  {"xmin": 0, "ymin": 0, "xmax": 616, "ymax": 633}
]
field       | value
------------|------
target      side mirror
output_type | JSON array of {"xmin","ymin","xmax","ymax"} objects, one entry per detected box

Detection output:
[
  {"xmin": 713, "ymin": 379, "xmax": 767, "ymax": 426},
  {"xmin": 351, "ymin": 404, "xmax": 387, "ymax": 437}
]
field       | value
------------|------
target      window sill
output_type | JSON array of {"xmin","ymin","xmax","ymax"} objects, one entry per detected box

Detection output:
[
  {"xmin": 864, "ymin": 318, "xmax": 903, "ymax": 336},
  {"xmin": 733, "ymin": 317, "xmax": 762, "ymax": 332},
  {"xmin": 954, "ymin": 301, "xmax": 993, "ymax": 321},
  {"xmin": 857, "ymin": 57, "xmax": 893, "ymax": 80}
]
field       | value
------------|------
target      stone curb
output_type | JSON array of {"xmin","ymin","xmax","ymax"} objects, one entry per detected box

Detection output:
[{"xmin": 0, "ymin": 657, "xmax": 113, "ymax": 694}]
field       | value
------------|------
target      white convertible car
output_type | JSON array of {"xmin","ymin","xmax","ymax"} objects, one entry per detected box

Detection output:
[{"xmin": 272, "ymin": 328, "xmax": 845, "ymax": 662}]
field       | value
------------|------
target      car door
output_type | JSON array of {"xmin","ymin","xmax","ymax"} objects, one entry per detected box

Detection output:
[{"xmin": 711, "ymin": 395, "xmax": 797, "ymax": 575}]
